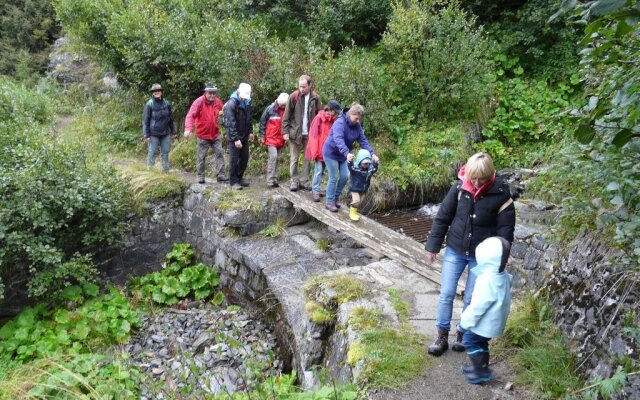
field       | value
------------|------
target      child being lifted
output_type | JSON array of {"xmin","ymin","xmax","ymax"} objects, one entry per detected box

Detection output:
[{"xmin": 347, "ymin": 149, "xmax": 378, "ymax": 221}]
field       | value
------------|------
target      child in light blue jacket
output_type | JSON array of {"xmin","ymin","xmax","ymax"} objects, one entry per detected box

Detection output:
[{"xmin": 459, "ymin": 236, "xmax": 512, "ymax": 384}]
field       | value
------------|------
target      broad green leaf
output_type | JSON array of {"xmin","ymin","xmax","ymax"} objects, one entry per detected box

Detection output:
[
  {"xmin": 575, "ymin": 123, "xmax": 596, "ymax": 144},
  {"xmin": 83, "ymin": 283, "xmax": 100, "ymax": 297},
  {"xmin": 211, "ymin": 291, "xmax": 225, "ymax": 306},
  {"xmin": 612, "ymin": 129, "xmax": 633, "ymax": 147},
  {"xmin": 54, "ymin": 309, "xmax": 71, "ymax": 324},
  {"xmin": 606, "ymin": 182, "xmax": 620, "ymax": 191}
]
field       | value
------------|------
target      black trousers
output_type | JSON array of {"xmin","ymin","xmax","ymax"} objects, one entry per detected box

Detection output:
[{"xmin": 228, "ymin": 138, "xmax": 249, "ymax": 185}]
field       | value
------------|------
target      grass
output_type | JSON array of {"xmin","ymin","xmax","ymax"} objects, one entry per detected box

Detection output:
[
  {"xmin": 316, "ymin": 237, "xmax": 331, "ymax": 251},
  {"xmin": 212, "ymin": 188, "xmax": 262, "ymax": 214},
  {"xmin": 346, "ymin": 297, "xmax": 430, "ymax": 389},
  {"xmin": 120, "ymin": 165, "xmax": 186, "ymax": 205},
  {"xmin": 495, "ymin": 293, "xmax": 583, "ymax": 398},
  {"xmin": 303, "ymin": 275, "xmax": 367, "ymax": 325},
  {"xmin": 258, "ymin": 218, "xmax": 287, "ymax": 238}
]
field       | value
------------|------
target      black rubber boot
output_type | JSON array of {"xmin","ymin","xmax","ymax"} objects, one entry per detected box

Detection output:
[
  {"xmin": 451, "ymin": 330, "xmax": 466, "ymax": 352},
  {"xmin": 463, "ymin": 352, "xmax": 493, "ymax": 384},
  {"xmin": 428, "ymin": 328, "xmax": 449, "ymax": 356},
  {"xmin": 461, "ymin": 351, "xmax": 488, "ymax": 374}
]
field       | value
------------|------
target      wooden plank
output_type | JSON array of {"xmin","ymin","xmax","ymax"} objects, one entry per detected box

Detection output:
[{"xmin": 276, "ymin": 187, "xmax": 464, "ymax": 294}]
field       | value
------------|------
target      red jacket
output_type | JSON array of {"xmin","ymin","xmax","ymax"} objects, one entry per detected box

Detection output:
[
  {"xmin": 305, "ymin": 110, "xmax": 337, "ymax": 161},
  {"xmin": 258, "ymin": 102, "xmax": 286, "ymax": 148},
  {"xmin": 185, "ymin": 95, "xmax": 224, "ymax": 140}
]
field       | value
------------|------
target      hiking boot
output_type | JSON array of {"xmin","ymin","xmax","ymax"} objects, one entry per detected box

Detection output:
[
  {"xmin": 325, "ymin": 203, "xmax": 338, "ymax": 213},
  {"xmin": 428, "ymin": 328, "xmax": 449, "ymax": 356},
  {"xmin": 198, "ymin": 177, "xmax": 205, "ymax": 184},
  {"xmin": 463, "ymin": 352, "xmax": 493, "ymax": 384},
  {"xmin": 300, "ymin": 182, "xmax": 312, "ymax": 191},
  {"xmin": 312, "ymin": 192, "xmax": 321, "ymax": 202},
  {"xmin": 217, "ymin": 175, "xmax": 229, "ymax": 182},
  {"xmin": 334, "ymin": 202, "xmax": 341, "ymax": 209},
  {"xmin": 231, "ymin": 183, "xmax": 243, "ymax": 190},
  {"xmin": 349, "ymin": 207, "xmax": 360, "ymax": 221},
  {"xmin": 267, "ymin": 181, "xmax": 279, "ymax": 188},
  {"xmin": 319, "ymin": 191, "xmax": 326, "ymax": 197},
  {"xmin": 452, "ymin": 330, "xmax": 466, "ymax": 352},
  {"xmin": 290, "ymin": 181, "xmax": 299, "ymax": 192},
  {"xmin": 240, "ymin": 180, "xmax": 250, "ymax": 187}
]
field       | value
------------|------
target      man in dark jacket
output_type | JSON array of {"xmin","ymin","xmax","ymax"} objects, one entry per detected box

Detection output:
[
  {"xmin": 142, "ymin": 83, "xmax": 177, "ymax": 172},
  {"xmin": 223, "ymin": 83, "xmax": 254, "ymax": 190},
  {"xmin": 282, "ymin": 75, "xmax": 322, "ymax": 192},
  {"xmin": 424, "ymin": 152, "xmax": 515, "ymax": 357}
]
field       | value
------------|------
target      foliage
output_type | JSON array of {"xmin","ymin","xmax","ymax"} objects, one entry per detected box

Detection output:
[
  {"xmin": 316, "ymin": 237, "xmax": 331, "ymax": 251},
  {"xmin": 131, "ymin": 243, "xmax": 221, "ymax": 305},
  {"xmin": 304, "ymin": 275, "xmax": 367, "ymax": 325},
  {"xmin": 258, "ymin": 218, "xmax": 287, "ymax": 238},
  {"xmin": 212, "ymin": 188, "xmax": 262, "ymax": 214},
  {"xmin": 482, "ymin": 0, "xmax": 582, "ymax": 82},
  {"xmin": 169, "ymin": 137, "xmax": 198, "ymax": 172},
  {"xmin": 0, "ymin": 77, "xmax": 133, "ymax": 300},
  {"xmin": 120, "ymin": 165, "xmax": 186, "ymax": 205},
  {"xmin": 497, "ymin": 293, "xmax": 583, "ymax": 398},
  {"xmin": 0, "ymin": 353, "xmax": 141, "ymax": 400},
  {"xmin": 0, "ymin": 0, "xmax": 60, "ymax": 80},
  {"xmin": 346, "ymin": 298, "xmax": 429, "ymax": 388},
  {"xmin": 27, "ymin": 255, "xmax": 98, "ymax": 302},
  {"xmin": 474, "ymin": 74, "xmax": 577, "ymax": 169},
  {"xmin": 375, "ymin": 122, "xmax": 469, "ymax": 191},
  {"xmin": 0, "ymin": 285, "xmax": 140, "ymax": 362},
  {"xmin": 381, "ymin": 0, "xmax": 492, "ymax": 120}
]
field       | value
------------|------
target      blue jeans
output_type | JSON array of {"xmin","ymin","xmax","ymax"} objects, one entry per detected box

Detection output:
[
  {"xmin": 463, "ymin": 330, "xmax": 490, "ymax": 355},
  {"xmin": 147, "ymin": 135, "xmax": 171, "ymax": 171},
  {"xmin": 312, "ymin": 161, "xmax": 325, "ymax": 194},
  {"xmin": 324, "ymin": 158, "xmax": 349, "ymax": 205},
  {"xmin": 436, "ymin": 247, "xmax": 478, "ymax": 332}
]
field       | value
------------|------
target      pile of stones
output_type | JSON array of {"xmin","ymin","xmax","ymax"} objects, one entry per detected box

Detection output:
[{"xmin": 124, "ymin": 302, "xmax": 283, "ymax": 398}]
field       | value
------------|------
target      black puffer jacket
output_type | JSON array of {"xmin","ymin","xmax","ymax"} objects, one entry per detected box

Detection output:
[
  {"xmin": 142, "ymin": 97, "xmax": 176, "ymax": 138},
  {"xmin": 223, "ymin": 95, "xmax": 253, "ymax": 142},
  {"xmin": 425, "ymin": 176, "xmax": 516, "ymax": 257}
]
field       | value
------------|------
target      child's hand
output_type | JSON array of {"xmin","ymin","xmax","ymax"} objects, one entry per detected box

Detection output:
[
  {"xmin": 372, "ymin": 154, "xmax": 379, "ymax": 163},
  {"xmin": 347, "ymin": 153, "xmax": 355, "ymax": 162}
]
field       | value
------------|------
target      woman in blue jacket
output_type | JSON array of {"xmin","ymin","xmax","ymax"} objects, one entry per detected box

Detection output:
[{"xmin": 322, "ymin": 103, "xmax": 378, "ymax": 212}]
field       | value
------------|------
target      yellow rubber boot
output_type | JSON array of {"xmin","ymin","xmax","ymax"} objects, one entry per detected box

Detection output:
[{"xmin": 349, "ymin": 206, "xmax": 360, "ymax": 221}]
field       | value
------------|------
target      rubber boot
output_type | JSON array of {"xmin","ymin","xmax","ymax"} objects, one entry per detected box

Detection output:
[
  {"xmin": 461, "ymin": 351, "xmax": 488, "ymax": 374},
  {"xmin": 349, "ymin": 206, "xmax": 360, "ymax": 221},
  {"xmin": 428, "ymin": 328, "xmax": 449, "ymax": 356},
  {"xmin": 451, "ymin": 330, "xmax": 466, "ymax": 352},
  {"xmin": 463, "ymin": 352, "xmax": 493, "ymax": 384}
]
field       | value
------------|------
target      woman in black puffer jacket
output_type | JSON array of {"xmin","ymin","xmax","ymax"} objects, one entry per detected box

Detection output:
[{"xmin": 424, "ymin": 152, "xmax": 515, "ymax": 357}]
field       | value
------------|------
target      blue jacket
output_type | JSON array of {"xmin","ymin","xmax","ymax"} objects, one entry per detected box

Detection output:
[
  {"xmin": 142, "ymin": 97, "xmax": 176, "ymax": 138},
  {"xmin": 322, "ymin": 113, "xmax": 374, "ymax": 163},
  {"xmin": 348, "ymin": 161, "xmax": 378, "ymax": 193},
  {"xmin": 460, "ymin": 237, "xmax": 512, "ymax": 338},
  {"xmin": 223, "ymin": 91, "xmax": 253, "ymax": 142}
]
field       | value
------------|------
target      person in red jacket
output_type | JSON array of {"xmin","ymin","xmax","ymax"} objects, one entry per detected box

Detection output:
[
  {"xmin": 305, "ymin": 100, "xmax": 342, "ymax": 202},
  {"xmin": 184, "ymin": 83, "xmax": 228, "ymax": 184},
  {"xmin": 258, "ymin": 93, "xmax": 289, "ymax": 187}
]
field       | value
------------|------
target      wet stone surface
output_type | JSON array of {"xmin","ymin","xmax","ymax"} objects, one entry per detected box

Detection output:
[{"xmin": 124, "ymin": 302, "xmax": 282, "ymax": 398}]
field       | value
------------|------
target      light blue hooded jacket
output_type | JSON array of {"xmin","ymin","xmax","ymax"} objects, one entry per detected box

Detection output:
[{"xmin": 460, "ymin": 237, "xmax": 512, "ymax": 338}]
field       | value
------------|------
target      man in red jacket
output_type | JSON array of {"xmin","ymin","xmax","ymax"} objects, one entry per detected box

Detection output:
[{"xmin": 184, "ymin": 83, "xmax": 228, "ymax": 184}]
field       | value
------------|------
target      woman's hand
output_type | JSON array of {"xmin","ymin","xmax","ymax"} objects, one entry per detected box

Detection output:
[
  {"xmin": 426, "ymin": 251, "xmax": 438, "ymax": 263},
  {"xmin": 347, "ymin": 153, "xmax": 355, "ymax": 162},
  {"xmin": 372, "ymin": 154, "xmax": 379, "ymax": 163}
]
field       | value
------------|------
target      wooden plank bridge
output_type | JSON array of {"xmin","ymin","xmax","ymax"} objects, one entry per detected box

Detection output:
[{"xmin": 275, "ymin": 187, "xmax": 464, "ymax": 294}]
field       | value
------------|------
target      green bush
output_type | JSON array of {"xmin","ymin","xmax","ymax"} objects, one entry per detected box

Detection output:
[
  {"xmin": 0, "ymin": 284, "xmax": 140, "ymax": 362},
  {"xmin": 381, "ymin": 0, "xmax": 492, "ymax": 120},
  {"xmin": 0, "ymin": 77, "xmax": 133, "ymax": 300},
  {"xmin": 131, "ymin": 243, "xmax": 221, "ymax": 305}
]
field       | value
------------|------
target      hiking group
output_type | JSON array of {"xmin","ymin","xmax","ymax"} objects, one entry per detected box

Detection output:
[
  {"xmin": 144, "ymin": 78, "xmax": 518, "ymax": 386},
  {"xmin": 143, "ymin": 75, "xmax": 379, "ymax": 222}
]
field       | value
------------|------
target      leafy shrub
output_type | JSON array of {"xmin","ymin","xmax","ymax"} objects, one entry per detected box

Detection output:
[
  {"xmin": 0, "ymin": 77, "xmax": 132, "ymax": 300},
  {"xmin": 0, "ymin": 353, "xmax": 141, "ymax": 399},
  {"xmin": 169, "ymin": 137, "xmax": 197, "ymax": 172},
  {"xmin": 381, "ymin": 0, "xmax": 492, "ymax": 120},
  {"xmin": 131, "ymin": 243, "xmax": 221, "ymax": 305},
  {"xmin": 0, "ymin": 0, "xmax": 60, "ymax": 79},
  {"xmin": 0, "ymin": 285, "xmax": 140, "ymax": 362},
  {"xmin": 474, "ymin": 76, "xmax": 576, "ymax": 168}
]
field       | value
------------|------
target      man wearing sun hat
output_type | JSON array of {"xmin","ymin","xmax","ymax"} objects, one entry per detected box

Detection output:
[
  {"xmin": 142, "ymin": 83, "xmax": 177, "ymax": 172},
  {"xmin": 184, "ymin": 83, "xmax": 228, "ymax": 184},
  {"xmin": 223, "ymin": 82, "xmax": 255, "ymax": 190}
]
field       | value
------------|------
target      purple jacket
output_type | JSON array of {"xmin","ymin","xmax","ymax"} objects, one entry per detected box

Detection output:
[{"xmin": 322, "ymin": 113, "xmax": 374, "ymax": 162}]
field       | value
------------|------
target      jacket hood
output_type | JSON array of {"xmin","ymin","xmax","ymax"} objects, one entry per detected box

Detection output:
[
  {"xmin": 472, "ymin": 236, "xmax": 511, "ymax": 276},
  {"xmin": 230, "ymin": 91, "xmax": 252, "ymax": 105},
  {"xmin": 318, "ymin": 109, "xmax": 337, "ymax": 123},
  {"xmin": 354, "ymin": 149, "xmax": 371, "ymax": 168}
]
